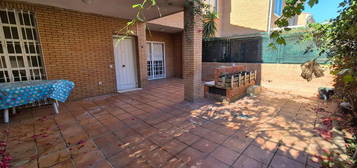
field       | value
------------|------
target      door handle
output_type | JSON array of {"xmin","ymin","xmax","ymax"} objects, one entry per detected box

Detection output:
[{"xmin": 122, "ymin": 65, "xmax": 126, "ymax": 68}]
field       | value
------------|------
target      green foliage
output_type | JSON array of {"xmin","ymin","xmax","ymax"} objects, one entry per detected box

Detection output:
[
  {"xmin": 324, "ymin": 0, "xmax": 357, "ymax": 120},
  {"xmin": 276, "ymin": 3, "xmax": 357, "ymax": 166},
  {"xmin": 119, "ymin": 0, "xmax": 158, "ymax": 37},
  {"xmin": 275, "ymin": 0, "xmax": 357, "ymax": 119},
  {"xmin": 184, "ymin": 0, "xmax": 210, "ymax": 17},
  {"xmin": 319, "ymin": 136, "xmax": 357, "ymax": 167},
  {"xmin": 123, "ymin": 0, "xmax": 214, "ymax": 39},
  {"xmin": 319, "ymin": 150, "xmax": 352, "ymax": 168},
  {"xmin": 203, "ymin": 11, "xmax": 218, "ymax": 38},
  {"xmin": 271, "ymin": 0, "xmax": 320, "ymax": 45}
]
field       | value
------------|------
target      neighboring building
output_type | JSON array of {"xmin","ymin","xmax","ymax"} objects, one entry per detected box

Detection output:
[{"xmin": 149, "ymin": 0, "xmax": 314, "ymax": 37}]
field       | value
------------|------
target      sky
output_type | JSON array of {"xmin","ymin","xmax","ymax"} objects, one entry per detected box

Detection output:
[{"xmin": 303, "ymin": 0, "xmax": 342, "ymax": 23}]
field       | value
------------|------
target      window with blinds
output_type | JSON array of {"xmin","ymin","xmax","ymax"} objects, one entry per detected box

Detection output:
[
  {"xmin": 274, "ymin": 0, "xmax": 283, "ymax": 16},
  {"xmin": 0, "ymin": 9, "xmax": 45, "ymax": 83}
]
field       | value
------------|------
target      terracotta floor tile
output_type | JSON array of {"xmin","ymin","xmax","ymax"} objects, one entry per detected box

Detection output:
[
  {"xmin": 306, "ymin": 154, "xmax": 322, "ymax": 168},
  {"xmin": 149, "ymin": 132, "xmax": 174, "ymax": 146},
  {"xmin": 136, "ymin": 126, "xmax": 157, "ymax": 137},
  {"xmin": 214, "ymin": 125, "xmax": 237, "ymax": 136},
  {"xmin": 91, "ymin": 159, "xmax": 113, "ymax": 168},
  {"xmin": 99, "ymin": 143, "xmax": 125, "ymax": 158},
  {"xmin": 145, "ymin": 148, "xmax": 172, "ymax": 167},
  {"xmin": 83, "ymin": 125, "xmax": 108, "ymax": 138},
  {"xmin": 49, "ymin": 159, "xmax": 75, "ymax": 168},
  {"xmin": 74, "ymin": 150, "xmax": 106, "ymax": 168},
  {"xmin": 4, "ymin": 79, "xmax": 337, "ymax": 168},
  {"xmin": 8, "ymin": 141, "xmax": 37, "ymax": 164},
  {"xmin": 269, "ymin": 155, "xmax": 305, "ymax": 168},
  {"xmin": 38, "ymin": 149, "xmax": 71, "ymax": 168},
  {"xmin": 211, "ymin": 146, "xmax": 240, "ymax": 165},
  {"xmin": 62, "ymin": 129, "xmax": 89, "ymax": 146},
  {"xmin": 162, "ymin": 139, "xmax": 188, "ymax": 156},
  {"xmin": 243, "ymin": 145, "xmax": 275, "ymax": 164},
  {"xmin": 126, "ymin": 158, "xmax": 151, "ymax": 168},
  {"xmin": 177, "ymin": 147, "xmax": 205, "ymax": 165},
  {"xmin": 37, "ymin": 133, "xmax": 66, "ymax": 157},
  {"xmin": 233, "ymin": 155, "xmax": 266, "ymax": 168},
  {"xmin": 112, "ymin": 127, "xmax": 136, "ymax": 139},
  {"xmin": 108, "ymin": 148, "xmax": 138, "ymax": 167},
  {"xmin": 69, "ymin": 140, "xmax": 98, "ymax": 158},
  {"xmin": 276, "ymin": 145, "xmax": 308, "ymax": 164},
  {"xmin": 177, "ymin": 132, "xmax": 201, "ymax": 145},
  {"xmin": 121, "ymin": 133, "xmax": 145, "ymax": 146},
  {"xmin": 204, "ymin": 131, "xmax": 229, "ymax": 144},
  {"xmin": 116, "ymin": 113, "xmax": 132, "ymax": 120},
  {"xmin": 190, "ymin": 126, "xmax": 211, "ymax": 138},
  {"xmin": 93, "ymin": 133, "xmax": 121, "ymax": 149},
  {"xmin": 192, "ymin": 139, "xmax": 219, "ymax": 154},
  {"xmin": 222, "ymin": 136, "xmax": 251, "ymax": 153},
  {"xmin": 252, "ymin": 137, "xmax": 279, "ymax": 151},
  {"xmin": 193, "ymin": 156, "xmax": 230, "ymax": 168},
  {"xmin": 11, "ymin": 158, "xmax": 37, "ymax": 168},
  {"xmin": 163, "ymin": 157, "xmax": 189, "ymax": 168}
]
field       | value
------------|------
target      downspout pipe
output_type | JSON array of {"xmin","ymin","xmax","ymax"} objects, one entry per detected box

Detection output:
[{"xmin": 267, "ymin": 0, "xmax": 273, "ymax": 34}]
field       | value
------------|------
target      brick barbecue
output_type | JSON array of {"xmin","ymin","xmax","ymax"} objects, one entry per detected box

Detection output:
[{"xmin": 204, "ymin": 65, "xmax": 257, "ymax": 102}]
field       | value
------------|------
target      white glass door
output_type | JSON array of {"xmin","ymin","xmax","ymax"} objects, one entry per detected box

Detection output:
[
  {"xmin": 147, "ymin": 42, "xmax": 165, "ymax": 80},
  {"xmin": 113, "ymin": 36, "xmax": 138, "ymax": 91},
  {"xmin": 0, "ymin": 9, "xmax": 46, "ymax": 83}
]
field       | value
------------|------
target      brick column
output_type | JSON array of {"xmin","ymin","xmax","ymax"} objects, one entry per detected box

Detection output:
[
  {"xmin": 136, "ymin": 22, "xmax": 148, "ymax": 88},
  {"xmin": 183, "ymin": 2, "xmax": 203, "ymax": 101}
]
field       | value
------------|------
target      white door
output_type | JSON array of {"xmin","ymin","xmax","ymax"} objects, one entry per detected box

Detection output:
[
  {"xmin": 113, "ymin": 36, "xmax": 138, "ymax": 91},
  {"xmin": 147, "ymin": 42, "xmax": 166, "ymax": 80}
]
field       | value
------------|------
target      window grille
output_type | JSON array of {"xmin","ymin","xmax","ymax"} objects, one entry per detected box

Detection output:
[
  {"xmin": 147, "ymin": 42, "xmax": 166, "ymax": 80},
  {"xmin": 0, "ymin": 9, "xmax": 46, "ymax": 83}
]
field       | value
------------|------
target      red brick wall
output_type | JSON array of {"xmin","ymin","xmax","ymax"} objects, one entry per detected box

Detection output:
[
  {"xmin": 202, "ymin": 62, "xmax": 334, "ymax": 98},
  {"xmin": 146, "ymin": 31, "xmax": 183, "ymax": 78},
  {"xmin": 0, "ymin": 1, "xmax": 145, "ymax": 100},
  {"xmin": 183, "ymin": 4, "xmax": 204, "ymax": 101},
  {"xmin": 173, "ymin": 32, "xmax": 183, "ymax": 78}
]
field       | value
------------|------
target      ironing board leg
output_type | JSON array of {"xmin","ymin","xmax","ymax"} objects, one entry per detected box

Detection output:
[
  {"xmin": 55, "ymin": 100, "xmax": 59, "ymax": 108},
  {"xmin": 12, "ymin": 107, "xmax": 16, "ymax": 115},
  {"xmin": 53, "ymin": 102, "xmax": 59, "ymax": 114},
  {"xmin": 4, "ymin": 109, "xmax": 9, "ymax": 123}
]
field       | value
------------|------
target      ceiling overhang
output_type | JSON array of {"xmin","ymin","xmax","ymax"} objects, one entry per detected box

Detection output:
[
  {"xmin": 147, "ymin": 23, "xmax": 183, "ymax": 33},
  {"xmin": 19, "ymin": 0, "xmax": 184, "ymax": 20}
]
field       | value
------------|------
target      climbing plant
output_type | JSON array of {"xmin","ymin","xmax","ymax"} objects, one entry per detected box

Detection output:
[
  {"xmin": 203, "ymin": 11, "xmax": 218, "ymax": 38},
  {"xmin": 120, "ymin": 0, "xmax": 215, "ymax": 39},
  {"xmin": 273, "ymin": 0, "xmax": 357, "ymax": 167}
]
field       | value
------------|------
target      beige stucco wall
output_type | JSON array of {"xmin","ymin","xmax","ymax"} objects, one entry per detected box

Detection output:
[
  {"xmin": 229, "ymin": 0, "xmax": 270, "ymax": 31},
  {"xmin": 297, "ymin": 13, "xmax": 314, "ymax": 26},
  {"xmin": 202, "ymin": 62, "xmax": 334, "ymax": 98},
  {"xmin": 216, "ymin": 0, "xmax": 284, "ymax": 37},
  {"xmin": 148, "ymin": 12, "xmax": 184, "ymax": 29},
  {"xmin": 147, "ymin": 0, "xmax": 289, "ymax": 37}
]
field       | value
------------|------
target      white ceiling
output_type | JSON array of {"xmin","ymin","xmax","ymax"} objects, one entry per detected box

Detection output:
[{"xmin": 20, "ymin": 0, "xmax": 184, "ymax": 20}]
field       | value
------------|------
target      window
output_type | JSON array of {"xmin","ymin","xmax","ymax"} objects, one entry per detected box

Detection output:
[
  {"xmin": 274, "ymin": 0, "xmax": 283, "ymax": 16},
  {"xmin": 207, "ymin": 0, "xmax": 218, "ymax": 13},
  {"xmin": 0, "ymin": 9, "xmax": 45, "ymax": 83},
  {"xmin": 147, "ymin": 42, "xmax": 165, "ymax": 80}
]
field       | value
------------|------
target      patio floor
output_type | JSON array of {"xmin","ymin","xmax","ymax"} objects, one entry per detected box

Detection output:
[{"xmin": 2, "ymin": 78, "xmax": 338, "ymax": 168}]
